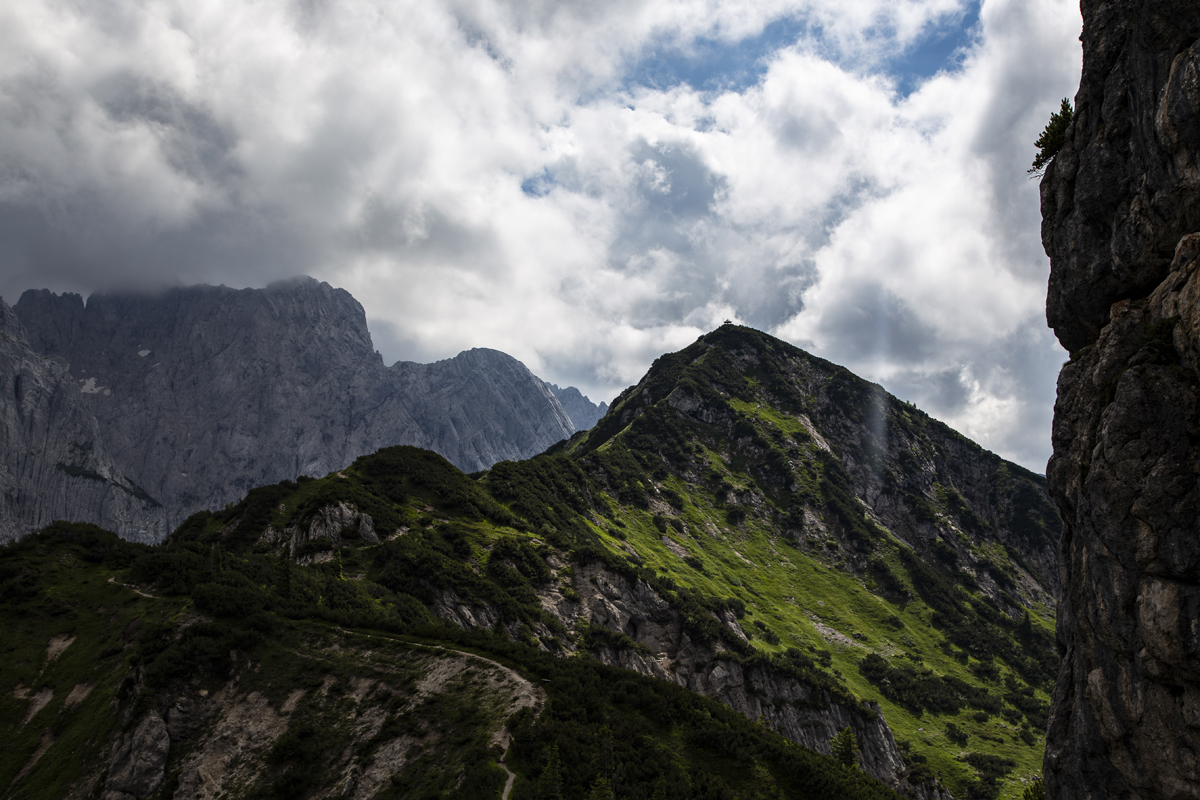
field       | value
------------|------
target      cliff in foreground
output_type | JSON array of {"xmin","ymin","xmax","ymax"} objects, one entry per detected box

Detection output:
[{"xmin": 1040, "ymin": 1, "xmax": 1200, "ymax": 796}]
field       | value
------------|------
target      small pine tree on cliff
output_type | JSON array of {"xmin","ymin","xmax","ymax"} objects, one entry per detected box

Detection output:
[{"xmin": 1029, "ymin": 98, "xmax": 1074, "ymax": 177}]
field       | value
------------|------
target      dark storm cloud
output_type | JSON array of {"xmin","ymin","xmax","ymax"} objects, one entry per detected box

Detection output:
[
  {"xmin": 91, "ymin": 73, "xmax": 241, "ymax": 185},
  {"xmin": 0, "ymin": 198, "xmax": 316, "ymax": 300},
  {"xmin": 814, "ymin": 281, "xmax": 937, "ymax": 364}
]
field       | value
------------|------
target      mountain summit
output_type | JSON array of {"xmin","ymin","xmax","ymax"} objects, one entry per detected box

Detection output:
[
  {"xmin": 562, "ymin": 324, "xmax": 1058, "ymax": 597},
  {"xmin": 9, "ymin": 278, "xmax": 575, "ymax": 538}
]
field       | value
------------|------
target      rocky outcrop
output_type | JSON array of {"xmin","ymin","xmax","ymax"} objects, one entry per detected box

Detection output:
[
  {"xmin": 0, "ymin": 297, "xmax": 168, "ymax": 542},
  {"xmin": 546, "ymin": 383, "xmax": 609, "ymax": 432},
  {"xmin": 115, "ymin": 632, "xmax": 541, "ymax": 800},
  {"xmin": 412, "ymin": 556, "xmax": 937, "ymax": 794},
  {"xmin": 572, "ymin": 561, "xmax": 906, "ymax": 776},
  {"xmin": 1040, "ymin": 3, "xmax": 1200, "ymax": 798},
  {"xmin": 1042, "ymin": 1, "xmax": 1200, "ymax": 354},
  {"xmin": 13, "ymin": 278, "xmax": 574, "ymax": 537},
  {"xmin": 261, "ymin": 501, "xmax": 381, "ymax": 561},
  {"xmin": 102, "ymin": 712, "xmax": 170, "ymax": 800}
]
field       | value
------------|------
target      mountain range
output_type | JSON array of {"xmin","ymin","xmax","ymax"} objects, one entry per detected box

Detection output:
[
  {"xmin": 3, "ymin": 2, "xmax": 1194, "ymax": 797},
  {"xmin": 2, "ymin": 320, "xmax": 1058, "ymax": 800},
  {"xmin": 3, "ymin": 278, "xmax": 607, "ymax": 541}
]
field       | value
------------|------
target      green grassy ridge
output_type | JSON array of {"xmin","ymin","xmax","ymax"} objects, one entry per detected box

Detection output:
[
  {"xmin": 3, "ymin": 326, "xmax": 1058, "ymax": 799},
  {"xmin": 530, "ymin": 326, "xmax": 1058, "ymax": 799},
  {"xmin": 1, "ymin": 522, "xmax": 902, "ymax": 800},
  {"xmin": 0, "ymin": 529, "xmax": 175, "ymax": 799},
  {"xmin": 576, "ymin": 463, "xmax": 1050, "ymax": 799},
  {"xmin": 0, "ymin": 524, "xmax": 518, "ymax": 799},
  {"xmin": 159, "ymin": 330, "xmax": 1052, "ymax": 799},
  {"xmin": 569, "ymin": 326, "xmax": 1058, "ymax": 569}
]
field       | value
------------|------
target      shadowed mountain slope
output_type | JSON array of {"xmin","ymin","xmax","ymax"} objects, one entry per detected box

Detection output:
[
  {"xmin": 0, "ymin": 297, "xmax": 167, "ymax": 542},
  {"xmin": 547, "ymin": 383, "xmax": 609, "ymax": 432}
]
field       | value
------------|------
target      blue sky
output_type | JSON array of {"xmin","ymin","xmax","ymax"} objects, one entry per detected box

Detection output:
[
  {"xmin": 887, "ymin": 2, "xmax": 981, "ymax": 93},
  {"xmin": 626, "ymin": 17, "xmax": 815, "ymax": 94},
  {"xmin": 624, "ymin": 1, "xmax": 983, "ymax": 96},
  {"xmin": 0, "ymin": 0, "xmax": 1082, "ymax": 469}
]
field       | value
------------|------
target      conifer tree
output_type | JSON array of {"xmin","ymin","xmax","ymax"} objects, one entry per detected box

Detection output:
[
  {"xmin": 1029, "ymin": 98, "xmax": 1073, "ymax": 177},
  {"xmin": 586, "ymin": 776, "xmax": 615, "ymax": 800},
  {"xmin": 831, "ymin": 726, "xmax": 858, "ymax": 768},
  {"xmin": 538, "ymin": 744, "xmax": 563, "ymax": 800},
  {"xmin": 275, "ymin": 556, "xmax": 291, "ymax": 600}
]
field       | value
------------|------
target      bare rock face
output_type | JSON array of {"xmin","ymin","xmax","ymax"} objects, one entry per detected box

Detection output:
[
  {"xmin": 1042, "ymin": 0, "xmax": 1200, "ymax": 354},
  {"xmin": 12, "ymin": 278, "xmax": 573, "ymax": 537},
  {"xmin": 546, "ymin": 382, "xmax": 609, "ymax": 432},
  {"xmin": 388, "ymin": 350, "xmax": 575, "ymax": 472},
  {"xmin": 0, "ymin": 297, "xmax": 168, "ymax": 542},
  {"xmin": 260, "ymin": 501, "xmax": 380, "ymax": 560},
  {"xmin": 1040, "ymin": 2, "xmax": 1200, "ymax": 797},
  {"xmin": 102, "ymin": 712, "xmax": 170, "ymax": 800}
]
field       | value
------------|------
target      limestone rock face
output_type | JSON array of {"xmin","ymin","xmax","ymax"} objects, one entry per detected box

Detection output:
[
  {"xmin": 1040, "ymin": 2, "xmax": 1200, "ymax": 797},
  {"xmin": 13, "ymin": 278, "xmax": 573, "ymax": 537},
  {"xmin": 388, "ymin": 350, "xmax": 574, "ymax": 472},
  {"xmin": 102, "ymin": 712, "xmax": 170, "ymax": 800},
  {"xmin": 1042, "ymin": 0, "xmax": 1200, "ymax": 354},
  {"xmin": 546, "ymin": 382, "xmax": 609, "ymax": 432},
  {"xmin": 0, "ymin": 297, "xmax": 168, "ymax": 542}
]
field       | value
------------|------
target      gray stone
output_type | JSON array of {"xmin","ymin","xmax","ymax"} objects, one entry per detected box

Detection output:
[
  {"xmin": 546, "ymin": 382, "xmax": 609, "ymax": 431},
  {"xmin": 102, "ymin": 712, "xmax": 169, "ymax": 800},
  {"xmin": 12, "ymin": 278, "xmax": 574, "ymax": 539},
  {"xmin": 0, "ymin": 297, "xmax": 168, "ymax": 542},
  {"xmin": 1042, "ymin": 1, "xmax": 1200, "ymax": 354},
  {"xmin": 1040, "ymin": 3, "xmax": 1200, "ymax": 797}
]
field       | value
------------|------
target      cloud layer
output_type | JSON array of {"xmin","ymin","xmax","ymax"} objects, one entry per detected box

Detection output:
[{"xmin": 0, "ymin": 0, "xmax": 1081, "ymax": 470}]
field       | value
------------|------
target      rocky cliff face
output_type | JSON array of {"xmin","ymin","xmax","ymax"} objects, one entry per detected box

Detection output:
[
  {"xmin": 0, "ymin": 297, "xmax": 167, "ymax": 542},
  {"xmin": 558, "ymin": 561, "xmax": 921, "ymax": 794},
  {"xmin": 546, "ymin": 383, "xmax": 609, "ymax": 432},
  {"xmin": 429, "ymin": 554, "xmax": 932, "ymax": 795},
  {"xmin": 387, "ymin": 350, "xmax": 575, "ymax": 472},
  {"xmin": 12, "ymin": 278, "xmax": 573, "ymax": 537},
  {"xmin": 1040, "ymin": 2, "xmax": 1200, "ymax": 797}
]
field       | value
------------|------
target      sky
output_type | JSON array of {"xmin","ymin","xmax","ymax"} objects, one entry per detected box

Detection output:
[{"xmin": 0, "ymin": 0, "xmax": 1082, "ymax": 471}]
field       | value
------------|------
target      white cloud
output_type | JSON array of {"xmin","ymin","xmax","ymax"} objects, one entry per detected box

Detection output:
[{"xmin": 0, "ymin": 0, "xmax": 1080, "ymax": 470}]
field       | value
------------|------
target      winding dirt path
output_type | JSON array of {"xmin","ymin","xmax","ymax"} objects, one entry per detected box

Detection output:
[
  {"xmin": 500, "ymin": 761, "xmax": 517, "ymax": 799},
  {"xmin": 332, "ymin": 627, "xmax": 543, "ymax": 797}
]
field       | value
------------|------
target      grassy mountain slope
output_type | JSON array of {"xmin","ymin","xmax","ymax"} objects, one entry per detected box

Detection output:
[
  {"xmin": 2, "ymin": 325, "xmax": 1058, "ymax": 800},
  {"xmin": 535, "ymin": 326, "xmax": 1058, "ymax": 798},
  {"xmin": 2, "ymin": 513, "xmax": 898, "ymax": 799}
]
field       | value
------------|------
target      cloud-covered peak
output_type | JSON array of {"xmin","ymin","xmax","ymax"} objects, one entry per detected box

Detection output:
[{"xmin": 0, "ymin": 0, "xmax": 1080, "ymax": 469}]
